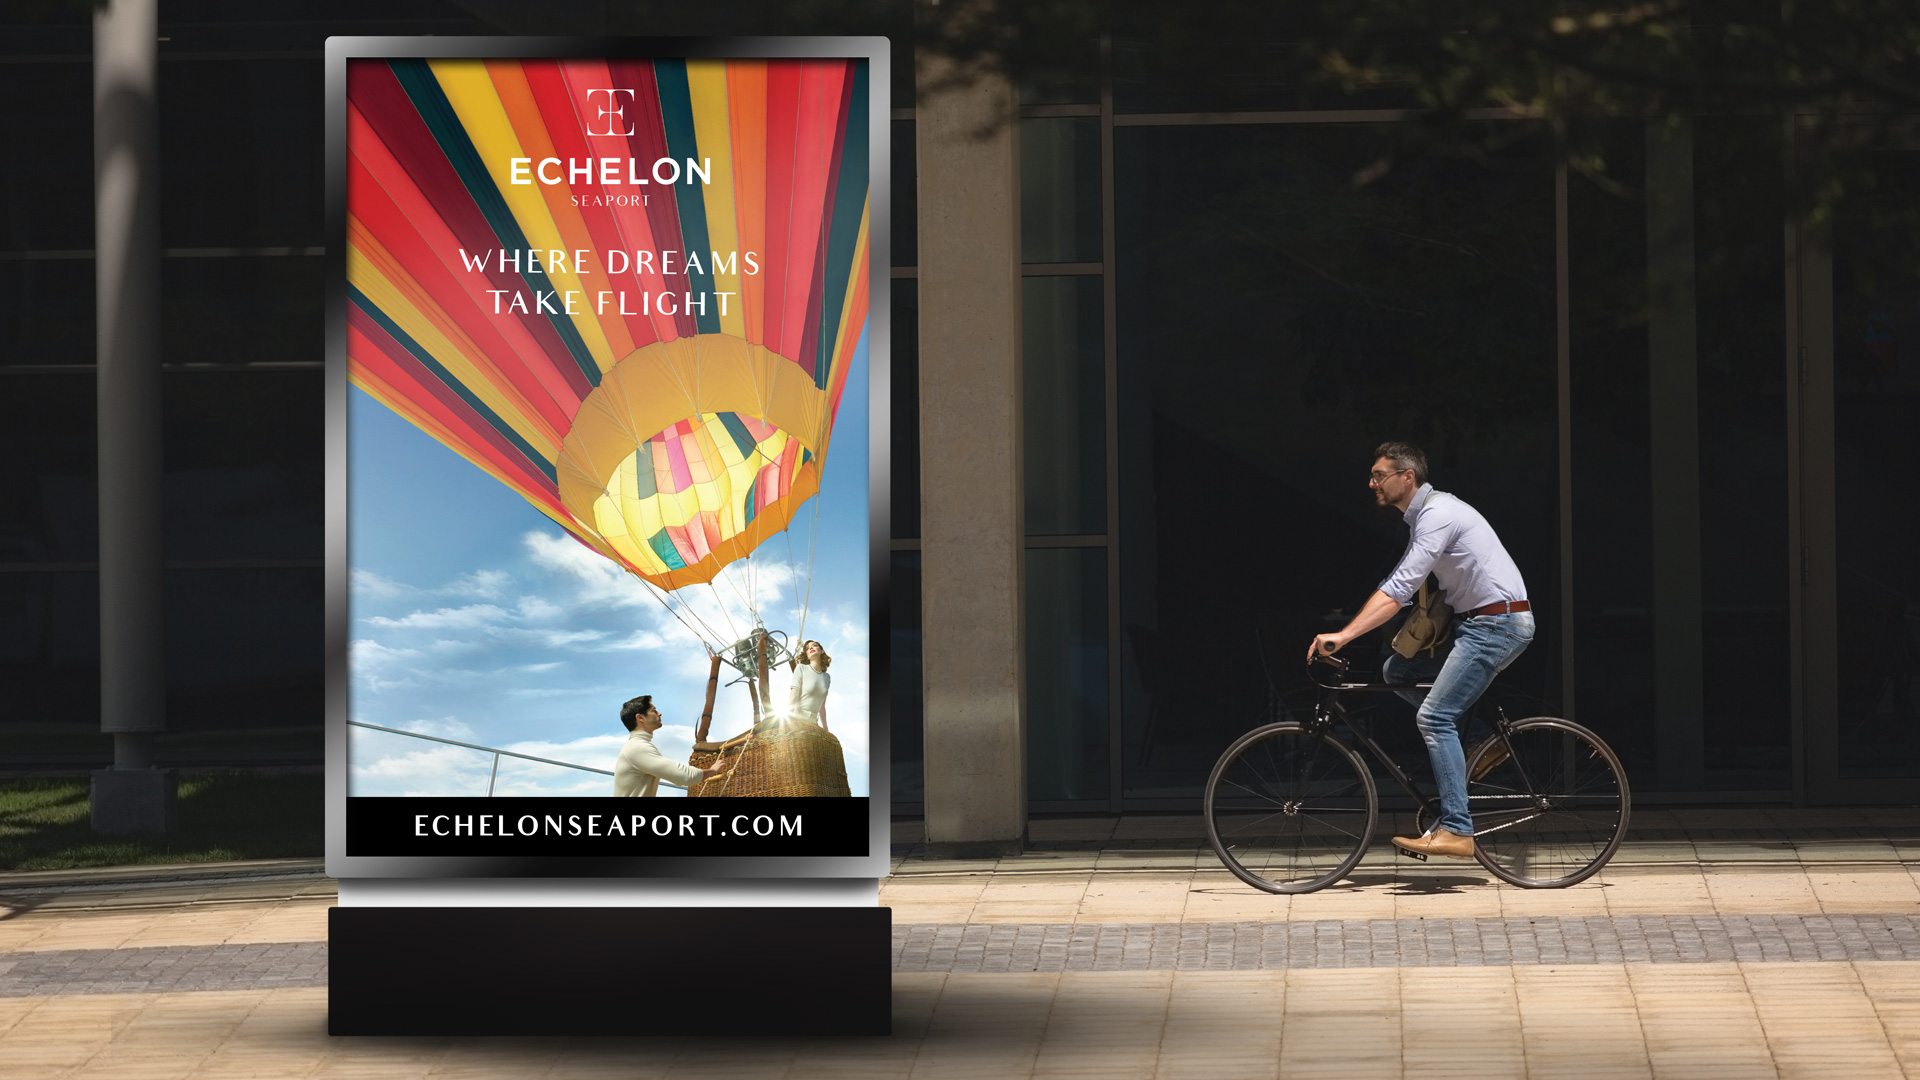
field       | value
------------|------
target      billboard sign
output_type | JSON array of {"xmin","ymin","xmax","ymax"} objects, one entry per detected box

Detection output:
[{"xmin": 324, "ymin": 37, "xmax": 889, "ymax": 878}]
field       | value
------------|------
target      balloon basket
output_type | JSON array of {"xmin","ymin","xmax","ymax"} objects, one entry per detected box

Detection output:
[{"xmin": 688, "ymin": 721, "xmax": 851, "ymax": 798}]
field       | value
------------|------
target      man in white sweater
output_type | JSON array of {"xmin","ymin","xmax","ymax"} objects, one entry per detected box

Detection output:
[{"xmin": 614, "ymin": 695, "xmax": 728, "ymax": 797}]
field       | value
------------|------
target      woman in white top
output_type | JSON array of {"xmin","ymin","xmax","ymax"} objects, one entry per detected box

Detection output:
[{"xmin": 787, "ymin": 639, "xmax": 832, "ymax": 730}]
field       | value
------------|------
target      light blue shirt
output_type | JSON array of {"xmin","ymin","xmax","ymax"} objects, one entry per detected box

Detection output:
[{"xmin": 1377, "ymin": 483, "xmax": 1528, "ymax": 614}]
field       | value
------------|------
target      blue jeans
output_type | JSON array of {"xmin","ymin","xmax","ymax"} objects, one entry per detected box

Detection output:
[{"xmin": 1380, "ymin": 611, "xmax": 1535, "ymax": 836}]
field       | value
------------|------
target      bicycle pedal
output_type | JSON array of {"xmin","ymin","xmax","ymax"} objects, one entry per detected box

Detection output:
[{"xmin": 1397, "ymin": 847, "xmax": 1428, "ymax": 862}]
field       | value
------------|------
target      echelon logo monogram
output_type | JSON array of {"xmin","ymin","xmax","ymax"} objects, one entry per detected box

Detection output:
[{"xmin": 586, "ymin": 89, "xmax": 635, "ymax": 137}]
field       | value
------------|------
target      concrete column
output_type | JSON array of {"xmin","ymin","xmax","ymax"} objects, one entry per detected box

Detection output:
[
  {"xmin": 1646, "ymin": 118, "xmax": 1705, "ymax": 791},
  {"xmin": 93, "ymin": 0, "xmax": 173, "ymax": 834},
  {"xmin": 916, "ymin": 56, "xmax": 1025, "ymax": 857}
]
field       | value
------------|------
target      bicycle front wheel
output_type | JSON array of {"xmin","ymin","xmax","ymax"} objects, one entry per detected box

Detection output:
[
  {"xmin": 1467, "ymin": 717, "xmax": 1630, "ymax": 888},
  {"xmin": 1205, "ymin": 722, "xmax": 1377, "ymax": 894}
]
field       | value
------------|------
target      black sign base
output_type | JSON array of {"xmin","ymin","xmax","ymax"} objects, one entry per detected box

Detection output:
[{"xmin": 329, "ymin": 906, "xmax": 891, "ymax": 1035}]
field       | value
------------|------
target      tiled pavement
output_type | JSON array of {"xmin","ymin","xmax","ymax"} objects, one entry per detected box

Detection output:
[
  {"xmin": 7, "ymin": 811, "xmax": 1920, "ymax": 1077},
  {"xmin": 891, "ymin": 914, "xmax": 1920, "ymax": 971}
]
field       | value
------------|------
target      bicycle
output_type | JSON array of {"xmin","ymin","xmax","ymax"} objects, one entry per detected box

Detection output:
[{"xmin": 1204, "ymin": 650, "xmax": 1631, "ymax": 893}]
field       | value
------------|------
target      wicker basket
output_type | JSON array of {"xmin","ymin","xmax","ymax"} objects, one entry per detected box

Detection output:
[{"xmin": 687, "ymin": 721, "xmax": 851, "ymax": 798}]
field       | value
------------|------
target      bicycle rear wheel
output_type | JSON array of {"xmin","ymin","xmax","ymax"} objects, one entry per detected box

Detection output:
[
  {"xmin": 1205, "ymin": 721, "xmax": 1377, "ymax": 893},
  {"xmin": 1466, "ymin": 717, "xmax": 1630, "ymax": 888}
]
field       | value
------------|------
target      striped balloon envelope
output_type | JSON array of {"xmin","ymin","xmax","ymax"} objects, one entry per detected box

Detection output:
[{"xmin": 345, "ymin": 56, "xmax": 869, "ymax": 593}]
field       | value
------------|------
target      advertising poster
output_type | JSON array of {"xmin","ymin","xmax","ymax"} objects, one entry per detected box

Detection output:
[{"xmin": 325, "ymin": 40, "xmax": 889, "ymax": 876}]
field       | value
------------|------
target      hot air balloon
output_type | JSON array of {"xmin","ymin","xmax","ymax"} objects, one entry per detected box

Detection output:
[{"xmin": 344, "ymin": 56, "xmax": 868, "ymax": 796}]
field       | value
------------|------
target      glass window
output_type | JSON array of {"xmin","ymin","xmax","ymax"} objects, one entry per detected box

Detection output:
[
  {"xmin": 163, "ymin": 370, "xmax": 323, "ymax": 560},
  {"xmin": 0, "ymin": 259, "xmax": 94, "ymax": 367},
  {"xmin": 1026, "ymin": 546, "xmax": 1108, "ymax": 802},
  {"xmin": 1832, "ymin": 139, "xmax": 1920, "ymax": 779},
  {"xmin": 890, "ymin": 23, "xmax": 915, "ymax": 110},
  {"xmin": 1568, "ymin": 117, "xmax": 1791, "ymax": 792},
  {"xmin": 890, "ymin": 550, "xmax": 923, "ymax": 804},
  {"xmin": 1116, "ymin": 122, "xmax": 1557, "ymax": 799},
  {"xmin": 1024, "ymin": 275, "xmax": 1105, "ymax": 535},
  {"xmin": 1694, "ymin": 116, "xmax": 1791, "ymax": 789},
  {"xmin": 0, "ymin": 374, "xmax": 97, "ymax": 562},
  {"xmin": 1021, "ymin": 118, "xmax": 1101, "ymax": 263},
  {"xmin": 1568, "ymin": 124, "xmax": 1656, "ymax": 790},
  {"xmin": 159, "ymin": 61, "xmax": 324, "ymax": 248},
  {"xmin": 891, "ymin": 278, "xmax": 920, "ymax": 540},
  {"xmin": 0, "ymin": 64, "xmax": 93, "ymax": 251},
  {"xmin": 161, "ymin": 256, "xmax": 325, "ymax": 367},
  {"xmin": 1018, "ymin": 35, "xmax": 1101, "ymax": 106},
  {"xmin": 165, "ymin": 569, "xmax": 323, "ymax": 730},
  {"xmin": 0, "ymin": 571, "xmax": 99, "ymax": 726},
  {"xmin": 0, "ymin": 12, "xmax": 88, "ymax": 58},
  {"xmin": 892, "ymin": 120, "xmax": 917, "ymax": 267},
  {"xmin": 1110, "ymin": 9, "xmax": 1415, "ymax": 114}
]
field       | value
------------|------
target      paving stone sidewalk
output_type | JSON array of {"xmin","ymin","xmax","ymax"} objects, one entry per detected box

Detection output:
[
  {"xmin": 0, "ymin": 942, "xmax": 328, "ymax": 997},
  {"xmin": 9, "ymin": 913, "xmax": 1920, "ymax": 996},
  {"xmin": 892, "ymin": 913, "xmax": 1920, "ymax": 971}
]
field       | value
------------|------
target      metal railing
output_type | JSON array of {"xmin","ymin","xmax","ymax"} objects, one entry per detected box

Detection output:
[{"xmin": 347, "ymin": 720, "xmax": 685, "ymax": 795}]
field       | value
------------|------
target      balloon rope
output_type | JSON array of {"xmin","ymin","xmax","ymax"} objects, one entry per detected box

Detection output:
[
  {"xmin": 632, "ymin": 574, "xmax": 718, "ymax": 650},
  {"xmin": 796, "ymin": 486, "xmax": 823, "ymax": 648},
  {"xmin": 715, "ymin": 561, "xmax": 754, "ymax": 633},
  {"xmin": 637, "ymin": 570, "xmax": 734, "ymax": 652},
  {"xmin": 783, "ymin": 522, "xmax": 797, "ymax": 635},
  {"xmin": 736, "ymin": 559, "xmax": 758, "ymax": 631},
  {"xmin": 742, "ymin": 548, "xmax": 756, "ymax": 630},
  {"xmin": 705, "ymin": 579, "xmax": 741, "ymax": 645},
  {"xmin": 666, "ymin": 589, "xmax": 725, "ymax": 649}
]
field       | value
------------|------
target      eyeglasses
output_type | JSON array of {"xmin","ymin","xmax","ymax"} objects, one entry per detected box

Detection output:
[{"xmin": 1369, "ymin": 468, "xmax": 1411, "ymax": 484}]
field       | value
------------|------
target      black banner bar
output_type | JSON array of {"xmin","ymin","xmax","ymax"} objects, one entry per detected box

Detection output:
[
  {"xmin": 330, "ymin": 907, "xmax": 891, "ymax": 1035},
  {"xmin": 346, "ymin": 796, "xmax": 869, "ymax": 857}
]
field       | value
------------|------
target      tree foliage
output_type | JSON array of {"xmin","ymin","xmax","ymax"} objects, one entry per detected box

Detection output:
[{"xmin": 916, "ymin": 0, "xmax": 1919, "ymax": 230}]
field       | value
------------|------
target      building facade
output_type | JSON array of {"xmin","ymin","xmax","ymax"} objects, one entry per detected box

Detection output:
[
  {"xmin": 2, "ymin": 5, "xmax": 1916, "ymax": 837},
  {"xmin": 893, "ymin": 46, "xmax": 1920, "ymax": 843}
]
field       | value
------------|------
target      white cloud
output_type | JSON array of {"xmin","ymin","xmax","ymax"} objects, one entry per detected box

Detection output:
[
  {"xmin": 350, "ymin": 638, "xmax": 420, "ymax": 666},
  {"xmin": 515, "ymin": 595, "xmax": 565, "ymax": 620},
  {"xmin": 486, "ymin": 770, "xmax": 613, "ymax": 797},
  {"xmin": 351, "ymin": 743, "xmax": 485, "ymax": 781},
  {"xmin": 364, "ymin": 603, "xmax": 512, "ymax": 630},
  {"xmin": 348, "ymin": 639, "xmax": 426, "ymax": 692},
  {"xmin": 351, "ymin": 569, "xmax": 411, "ymax": 600},
  {"xmin": 442, "ymin": 569, "xmax": 510, "ymax": 598},
  {"xmin": 358, "ymin": 568, "xmax": 513, "ymax": 601},
  {"xmin": 600, "ymin": 629, "xmax": 668, "ymax": 651},
  {"xmin": 503, "ymin": 684, "xmax": 602, "ymax": 698},
  {"xmin": 408, "ymin": 715, "xmax": 477, "ymax": 739},
  {"xmin": 504, "ymin": 732, "xmax": 628, "ymax": 765},
  {"xmin": 489, "ymin": 627, "xmax": 609, "ymax": 649},
  {"xmin": 523, "ymin": 531, "xmax": 653, "ymax": 608}
]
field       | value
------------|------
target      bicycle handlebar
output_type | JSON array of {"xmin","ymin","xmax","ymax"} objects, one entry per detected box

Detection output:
[
  {"xmin": 1307, "ymin": 649, "xmax": 1435, "ymax": 692},
  {"xmin": 1308, "ymin": 649, "xmax": 1351, "ymax": 686}
]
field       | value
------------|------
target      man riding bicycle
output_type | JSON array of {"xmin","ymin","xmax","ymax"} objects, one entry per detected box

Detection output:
[{"xmin": 1305, "ymin": 442, "xmax": 1534, "ymax": 860}]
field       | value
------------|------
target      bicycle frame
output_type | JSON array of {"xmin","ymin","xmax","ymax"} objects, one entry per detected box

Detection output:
[
  {"xmin": 1205, "ymin": 651, "xmax": 1629, "ymax": 891},
  {"xmin": 1303, "ymin": 654, "xmax": 1545, "ymax": 858}
]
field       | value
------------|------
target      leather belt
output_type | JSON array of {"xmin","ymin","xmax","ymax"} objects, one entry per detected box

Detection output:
[{"xmin": 1466, "ymin": 600, "xmax": 1530, "ymax": 617}]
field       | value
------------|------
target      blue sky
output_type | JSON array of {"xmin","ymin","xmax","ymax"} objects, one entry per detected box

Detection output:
[{"xmin": 347, "ymin": 331, "xmax": 871, "ymax": 797}]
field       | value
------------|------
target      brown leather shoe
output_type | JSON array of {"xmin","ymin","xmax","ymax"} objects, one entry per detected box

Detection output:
[
  {"xmin": 1468, "ymin": 736, "xmax": 1510, "ymax": 781},
  {"xmin": 1392, "ymin": 827, "xmax": 1476, "ymax": 860}
]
